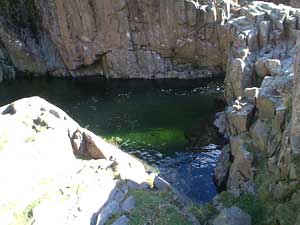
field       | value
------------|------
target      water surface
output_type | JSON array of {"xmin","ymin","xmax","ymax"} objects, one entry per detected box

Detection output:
[{"xmin": 0, "ymin": 77, "xmax": 224, "ymax": 203}]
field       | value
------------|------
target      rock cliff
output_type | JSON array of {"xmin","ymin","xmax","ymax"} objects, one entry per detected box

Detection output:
[
  {"xmin": 0, "ymin": 0, "xmax": 233, "ymax": 80},
  {"xmin": 217, "ymin": 0, "xmax": 299, "ymax": 195},
  {"xmin": 0, "ymin": 0, "xmax": 298, "ymax": 81},
  {"xmin": 211, "ymin": 1, "xmax": 300, "ymax": 224},
  {"xmin": 2, "ymin": 0, "xmax": 300, "ymax": 224}
]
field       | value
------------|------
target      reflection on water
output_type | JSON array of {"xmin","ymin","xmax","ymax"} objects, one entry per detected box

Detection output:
[{"xmin": 0, "ymin": 77, "xmax": 224, "ymax": 203}]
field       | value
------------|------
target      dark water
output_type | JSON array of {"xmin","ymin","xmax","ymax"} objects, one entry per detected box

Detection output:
[{"xmin": 0, "ymin": 77, "xmax": 224, "ymax": 203}]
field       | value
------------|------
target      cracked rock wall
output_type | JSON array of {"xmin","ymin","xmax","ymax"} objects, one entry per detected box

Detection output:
[
  {"xmin": 0, "ymin": 0, "xmax": 233, "ymax": 80},
  {"xmin": 214, "ymin": 1, "xmax": 300, "ymax": 204}
]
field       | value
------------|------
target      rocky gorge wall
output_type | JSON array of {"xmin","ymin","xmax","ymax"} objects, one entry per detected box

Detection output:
[
  {"xmin": 0, "ymin": 0, "xmax": 298, "ymax": 81},
  {"xmin": 2, "ymin": 0, "xmax": 300, "ymax": 224},
  {"xmin": 1, "ymin": 0, "xmax": 299, "ymax": 82},
  {"xmin": 211, "ymin": 1, "xmax": 300, "ymax": 224},
  {"xmin": 215, "ymin": 0, "xmax": 300, "ymax": 194},
  {"xmin": 0, "ymin": 0, "xmax": 234, "ymax": 81}
]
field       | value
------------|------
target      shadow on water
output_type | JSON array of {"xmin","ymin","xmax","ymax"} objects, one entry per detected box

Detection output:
[{"xmin": 0, "ymin": 76, "xmax": 226, "ymax": 203}]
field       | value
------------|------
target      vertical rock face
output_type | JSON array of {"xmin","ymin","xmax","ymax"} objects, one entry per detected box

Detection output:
[
  {"xmin": 0, "ymin": 0, "xmax": 297, "ymax": 80},
  {"xmin": 0, "ymin": 0, "xmax": 233, "ymax": 79},
  {"xmin": 214, "ymin": 1, "xmax": 300, "ymax": 202},
  {"xmin": 290, "ymin": 33, "xmax": 300, "ymax": 154},
  {"xmin": 0, "ymin": 0, "xmax": 66, "ymax": 76},
  {"xmin": 223, "ymin": 0, "xmax": 300, "ymax": 103}
]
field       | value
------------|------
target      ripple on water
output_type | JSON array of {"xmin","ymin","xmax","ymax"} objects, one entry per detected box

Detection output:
[
  {"xmin": 158, "ymin": 149, "xmax": 221, "ymax": 203},
  {"xmin": 123, "ymin": 144, "xmax": 222, "ymax": 203}
]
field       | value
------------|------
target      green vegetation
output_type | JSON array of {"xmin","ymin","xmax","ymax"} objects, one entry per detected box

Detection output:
[
  {"xmin": 211, "ymin": 151, "xmax": 275, "ymax": 225},
  {"xmin": 189, "ymin": 203, "xmax": 217, "ymax": 225},
  {"xmin": 107, "ymin": 189, "xmax": 193, "ymax": 225},
  {"xmin": 128, "ymin": 189, "xmax": 192, "ymax": 225},
  {"xmin": 284, "ymin": 95, "xmax": 293, "ymax": 122},
  {"xmin": 217, "ymin": 192, "xmax": 265, "ymax": 225},
  {"xmin": 104, "ymin": 136, "xmax": 124, "ymax": 147},
  {"xmin": 10, "ymin": 199, "xmax": 40, "ymax": 225},
  {"xmin": 213, "ymin": 181, "xmax": 300, "ymax": 225},
  {"xmin": 213, "ymin": 151, "xmax": 300, "ymax": 225},
  {"xmin": 272, "ymin": 192, "xmax": 300, "ymax": 225},
  {"xmin": 275, "ymin": 203, "xmax": 297, "ymax": 225},
  {"xmin": 209, "ymin": 152, "xmax": 273, "ymax": 225},
  {"xmin": 105, "ymin": 128, "xmax": 186, "ymax": 152}
]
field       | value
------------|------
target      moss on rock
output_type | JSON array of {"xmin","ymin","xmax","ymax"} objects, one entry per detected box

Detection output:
[{"xmin": 127, "ymin": 189, "xmax": 193, "ymax": 225}]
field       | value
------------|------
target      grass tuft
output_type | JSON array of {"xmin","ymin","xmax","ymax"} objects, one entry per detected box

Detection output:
[
  {"xmin": 128, "ymin": 189, "xmax": 192, "ymax": 225},
  {"xmin": 189, "ymin": 203, "xmax": 217, "ymax": 225}
]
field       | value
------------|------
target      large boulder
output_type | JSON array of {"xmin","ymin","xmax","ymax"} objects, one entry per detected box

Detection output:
[
  {"xmin": 0, "ymin": 97, "xmax": 150, "ymax": 225},
  {"xmin": 213, "ymin": 206, "xmax": 251, "ymax": 225}
]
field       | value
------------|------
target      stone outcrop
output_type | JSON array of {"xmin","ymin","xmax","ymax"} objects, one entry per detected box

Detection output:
[
  {"xmin": 213, "ymin": 0, "xmax": 300, "ymax": 194},
  {"xmin": 0, "ymin": 96, "xmax": 151, "ymax": 225},
  {"xmin": 0, "ymin": 0, "xmax": 298, "ymax": 81},
  {"xmin": 211, "ymin": 1, "xmax": 300, "ymax": 224},
  {"xmin": 0, "ymin": 96, "xmax": 203, "ymax": 225},
  {"xmin": 3, "ymin": 0, "xmax": 300, "ymax": 224},
  {"xmin": 0, "ymin": 0, "xmax": 234, "ymax": 80}
]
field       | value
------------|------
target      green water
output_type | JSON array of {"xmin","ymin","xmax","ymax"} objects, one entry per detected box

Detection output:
[{"xmin": 0, "ymin": 77, "xmax": 224, "ymax": 202}]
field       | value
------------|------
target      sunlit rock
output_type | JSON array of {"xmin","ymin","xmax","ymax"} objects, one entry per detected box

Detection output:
[{"xmin": 0, "ymin": 97, "xmax": 150, "ymax": 225}]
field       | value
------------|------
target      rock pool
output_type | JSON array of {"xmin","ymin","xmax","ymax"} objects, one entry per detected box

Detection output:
[{"xmin": 0, "ymin": 77, "xmax": 224, "ymax": 203}]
